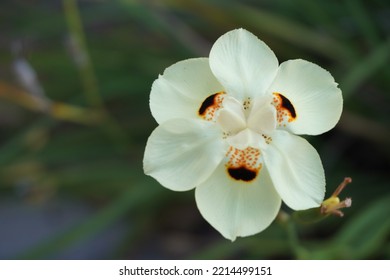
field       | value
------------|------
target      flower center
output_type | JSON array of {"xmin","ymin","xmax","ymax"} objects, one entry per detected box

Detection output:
[
  {"xmin": 216, "ymin": 95, "xmax": 276, "ymax": 182},
  {"xmin": 217, "ymin": 95, "xmax": 276, "ymax": 150},
  {"xmin": 198, "ymin": 93, "xmax": 277, "ymax": 182}
]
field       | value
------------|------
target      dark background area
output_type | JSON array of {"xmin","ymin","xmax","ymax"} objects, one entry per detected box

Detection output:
[{"xmin": 0, "ymin": 0, "xmax": 389, "ymax": 259}]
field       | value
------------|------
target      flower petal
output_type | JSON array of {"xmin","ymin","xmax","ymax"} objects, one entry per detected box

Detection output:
[
  {"xmin": 150, "ymin": 58, "xmax": 224, "ymax": 124},
  {"xmin": 217, "ymin": 96, "xmax": 246, "ymax": 134},
  {"xmin": 144, "ymin": 118, "xmax": 226, "ymax": 191},
  {"xmin": 263, "ymin": 130, "xmax": 325, "ymax": 210},
  {"xmin": 226, "ymin": 128, "xmax": 265, "ymax": 150},
  {"xmin": 268, "ymin": 59, "xmax": 343, "ymax": 135},
  {"xmin": 209, "ymin": 28, "xmax": 278, "ymax": 101},
  {"xmin": 195, "ymin": 162, "xmax": 281, "ymax": 241},
  {"xmin": 247, "ymin": 95, "xmax": 277, "ymax": 135}
]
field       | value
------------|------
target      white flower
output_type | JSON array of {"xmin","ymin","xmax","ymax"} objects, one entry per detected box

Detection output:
[{"xmin": 143, "ymin": 29, "xmax": 343, "ymax": 241}]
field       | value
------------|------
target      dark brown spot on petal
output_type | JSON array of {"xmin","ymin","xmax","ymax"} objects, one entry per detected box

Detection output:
[
  {"xmin": 198, "ymin": 93, "xmax": 218, "ymax": 115},
  {"xmin": 279, "ymin": 93, "xmax": 296, "ymax": 119},
  {"xmin": 198, "ymin": 92, "xmax": 225, "ymax": 120},
  {"xmin": 227, "ymin": 166, "xmax": 257, "ymax": 182}
]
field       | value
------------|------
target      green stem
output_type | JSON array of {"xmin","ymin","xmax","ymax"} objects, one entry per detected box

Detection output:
[
  {"xmin": 280, "ymin": 211, "xmax": 308, "ymax": 259},
  {"xmin": 63, "ymin": 0, "xmax": 130, "ymax": 152},
  {"xmin": 63, "ymin": 0, "xmax": 103, "ymax": 109}
]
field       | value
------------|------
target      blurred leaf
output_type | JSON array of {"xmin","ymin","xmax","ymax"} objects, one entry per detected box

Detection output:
[
  {"xmin": 1, "ymin": 0, "xmax": 389, "ymax": 260},
  {"xmin": 121, "ymin": 0, "xmax": 209, "ymax": 57},
  {"xmin": 0, "ymin": 81, "xmax": 104, "ymax": 124},
  {"xmin": 0, "ymin": 118, "xmax": 52, "ymax": 166},
  {"xmin": 338, "ymin": 110, "xmax": 390, "ymax": 152},
  {"xmin": 309, "ymin": 195, "xmax": 390, "ymax": 259},
  {"xmin": 52, "ymin": 161, "xmax": 141, "ymax": 196},
  {"xmin": 333, "ymin": 194, "xmax": 390, "ymax": 258},
  {"xmin": 295, "ymin": 0, "xmax": 340, "ymax": 36},
  {"xmin": 344, "ymin": 0, "xmax": 382, "ymax": 46},
  {"xmin": 16, "ymin": 178, "xmax": 163, "ymax": 259},
  {"xmin": 191, "ymin": 224, "xmax": 288, "ymax": 259},
  {"xmin": 63, "ymin": 0, "xmax": 103, "ymax": 109},
  {"xmin": 232, "ymin": 3, "xmax": 353, "ymax": 61},
  {"xmin": 293, "ymin": 207, "xmax": 325, "ymax": 224},
  {"xmin": 170, "ymin": 0, "xmax": 353, "ymax": 61},
  {"xmin": 342, "ymin": 39, "xmax": 390, "ymax": 98}
]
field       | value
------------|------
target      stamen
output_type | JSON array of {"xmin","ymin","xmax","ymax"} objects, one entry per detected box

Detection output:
[
  {"xmin": 321, "ymin": 177, "xmax": 352, "ymax": 217},
  {"xmin": 332, "ymin": 177, "xmax": 352, "ymax": 197}
]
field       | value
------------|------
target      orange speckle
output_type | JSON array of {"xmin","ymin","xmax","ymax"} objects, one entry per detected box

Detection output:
[
  {"xmin": 272, "ymin": 92, "xmax": 297, "ymax": 126},
  {"xmin": 225, "ymin": 146, "xmax": 263, "ymax": 182},
  {"xmin": 198, "ymin": 91, "xmax": 225, "ymax": 121}
]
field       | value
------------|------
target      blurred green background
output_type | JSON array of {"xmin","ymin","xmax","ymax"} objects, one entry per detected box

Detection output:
[{"xmin": 0, "ymin": 0, "xmax": 389, "ymax": 259}]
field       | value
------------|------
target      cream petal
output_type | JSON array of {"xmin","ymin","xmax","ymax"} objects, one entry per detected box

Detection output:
[
  {"xmin": 195, "ymin": 162, "xmax": 281, "ymax": 241},
  {"xmin": 209, "ymin": 28, "xmax": 279, "ymax": 101},
  {"xmin": 247, "ymin": 96, "xmax": 277, "ymax": 135},
  {"xmin": 226, "ymin": 128, "xmax": 265, "ymax": 150},
  {"xmin": 217, "ymin": 96, "xmax": 246, "ymax": 134},
  {"xmin": 263, "ymin": 130, "xmax": 325, "ymax": 210},
  {"xmin": 143, "ymin": 118, "xmax": 226, "ymax": 191},
  {"xmin": 150, "ymin": 58, "xmax": 224, "ymax": 124},
  {"xmin": 268, "ymin": 59, "xmax": 343, "ymax": 135}
]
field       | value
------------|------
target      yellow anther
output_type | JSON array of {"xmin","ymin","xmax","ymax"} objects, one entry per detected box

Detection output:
[{"xmin": 320, "ymin": 177, "xmax": 352, "ymax": 217}]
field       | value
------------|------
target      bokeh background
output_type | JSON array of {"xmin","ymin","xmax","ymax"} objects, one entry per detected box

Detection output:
[{"xmin": 0, "ymin": 0, "xmax": 389, "ymax": 259}]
